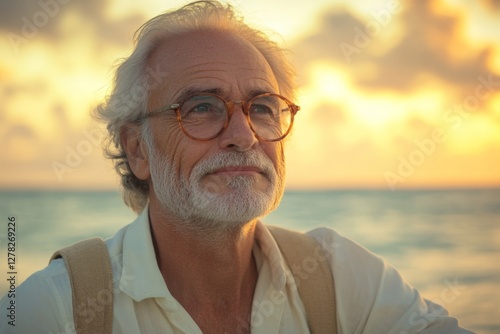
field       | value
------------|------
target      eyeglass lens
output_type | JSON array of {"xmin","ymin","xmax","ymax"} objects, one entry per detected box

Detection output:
[{"xmin": 178, "ymin": 94, "xmax": 293, "ymax": 141}]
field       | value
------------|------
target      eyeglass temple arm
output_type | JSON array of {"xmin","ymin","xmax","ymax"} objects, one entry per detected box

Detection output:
[{"xmin": 140, "ymin": 103, "xmax": 180, "ymax": 120}]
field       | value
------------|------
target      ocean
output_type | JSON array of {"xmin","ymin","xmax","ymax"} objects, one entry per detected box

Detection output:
[{"xmin": 0, "ymin": 189, "xmax": 498, "ymax": 333}]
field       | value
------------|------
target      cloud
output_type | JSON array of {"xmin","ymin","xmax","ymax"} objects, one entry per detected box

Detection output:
[
  {"xmin": 0, "ymin": 0, "xmax": 145, "ymax": 49},
  {"xmin": 291, "ymin": 9, "xmax": 365, "ymax": 67},
  {"xmin": 3, "ymin": 123, "xmax": 36, "ymax": 140},
  {"xmin": 480, "ymin": 0, "xmax": 500, "ymax": 10},
  {"xmin": 291, "ymin": 0, "xmax": 497, "ymax": 93},
  {"xmin": 287, "ymin": 0, "xmax": 500, "ymax": 189},
  {"xmin": 0, "ymin": 123, "xmax": 39, "ymax": 162},
  {"xmin": 0, "ymin": 1, "xmax": 40, "ymax": 32}
]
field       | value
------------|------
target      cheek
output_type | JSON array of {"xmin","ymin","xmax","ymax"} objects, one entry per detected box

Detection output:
[
  {"xmin": 277, "ymin": 144, "xmax": 286, "ymax": 176},
  {"xmin": 265, "ymin": 142, "xmax": 285, "ymax": 175},
  {"xmin": 153, "ymin": 120, "xmax": 211, "ymax": 179},
  {"xmin": 150, "ymin": 119, "xmax": 183, "ymax": 163}
]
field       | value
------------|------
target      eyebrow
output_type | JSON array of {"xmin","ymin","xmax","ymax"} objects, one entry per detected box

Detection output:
[
  {"xmin": 173, "ymin": 87, "xmax": 275, "ymax": 103},
  {"xmin": 246, "ymin": 89, "xmax": 272, "ymax": 99},
  {"xmin": 174, "ymin": 87, "xmax": 225, "ymax": 104}
]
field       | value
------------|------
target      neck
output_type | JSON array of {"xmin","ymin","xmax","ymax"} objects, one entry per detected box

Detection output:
[{"xmin": 148, "ymin": 201, "xmax": 258, "ymax": 331}]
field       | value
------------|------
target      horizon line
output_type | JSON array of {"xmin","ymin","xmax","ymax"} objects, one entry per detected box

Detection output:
[{"xmin": 1, "ymin": 185, "xmax": 499, "ymax": 193}]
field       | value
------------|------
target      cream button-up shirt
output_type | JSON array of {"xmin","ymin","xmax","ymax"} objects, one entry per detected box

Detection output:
[{"xmin": 1, "ymin": 207, "xmax": 473, "ymax": 333}]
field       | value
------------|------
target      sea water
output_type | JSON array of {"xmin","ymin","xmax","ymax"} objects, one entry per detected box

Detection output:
[{"xmin": 0, "ymin": 189, "xmax": 498, "ymax": 333}]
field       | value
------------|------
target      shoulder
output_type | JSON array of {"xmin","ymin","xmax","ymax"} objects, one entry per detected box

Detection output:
[
  {"xmin": 0, "ymin": 258, "xmax": 74, "ymax": 333},
  {"xmin": 304, "ymin": 227, "xmax": 473, "ymax": 333},
  {"xmin": 0, "ymin": 224, "xmax": 130, "ymax": 334},
  {"xmin": 306, "ymin": 227, "xmax": 388, "ymax": 272},
  {"xmin": 305, "ymin": 227, "xmax": 394, "ymax": 307}
]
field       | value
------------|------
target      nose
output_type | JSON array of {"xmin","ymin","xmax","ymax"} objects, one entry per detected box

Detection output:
[{"xmin": 218, "ymin": 105, "xmax": 258, "ymax": 151}]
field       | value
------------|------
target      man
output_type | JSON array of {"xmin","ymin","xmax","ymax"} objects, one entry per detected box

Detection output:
[{"xmin": 1, "ymin": 1, "xmax": 473, "ymax": 333}]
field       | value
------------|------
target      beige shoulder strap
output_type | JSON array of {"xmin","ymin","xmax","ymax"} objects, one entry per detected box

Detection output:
[
  {"xmin": 50, "ymin": 238, "xmax": 114, "ymax": 334},
  {"xmin": 268, "ymin": 225, "xmax": 337, "ymax": 334},
  {"xmin": 48, "ymin": 229, "xmax": 335, "ymax": 333}
]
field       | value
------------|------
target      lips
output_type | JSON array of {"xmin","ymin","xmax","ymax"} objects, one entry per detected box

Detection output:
[{"xmin": 210, "ymin": 166, "xmax": 264, "ymax": 175}]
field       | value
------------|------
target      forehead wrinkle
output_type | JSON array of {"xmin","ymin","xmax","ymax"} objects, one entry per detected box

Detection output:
[
  {"xmin": 178, "ymin": 64, "xmax": 271, "ymax": 77},
  {"xmin": 177, "ymin": 69, "xmax": 229, "ymax": 78},
  {"xmin": 180, "ymin": 62, "xmax": 231, "ymax": 71},
  {"xmin": 151, "ymin": 36, "xmax": 280, "ymax": 104},
  {"xmin": 238, "ymin": 66, "xmax": 270, "ymax": 73},
  {"xmin": 178, "ymin": 59, "xmax": 266, "ymax": 71}
]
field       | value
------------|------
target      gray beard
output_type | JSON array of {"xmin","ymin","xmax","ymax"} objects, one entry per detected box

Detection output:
[{"xmin": 148, "ymin": 148, "xmax": 285, "ymax": 235}]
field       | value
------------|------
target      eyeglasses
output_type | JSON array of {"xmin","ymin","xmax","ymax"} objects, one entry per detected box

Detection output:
[{"xmin": 139, "ymin": 93, "xmax": 300, "ymax": 142}]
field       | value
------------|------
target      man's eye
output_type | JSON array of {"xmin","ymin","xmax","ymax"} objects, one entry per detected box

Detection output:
[
  {"xmin": 250, "ymin": 104, "xmax": 274, "ymax": 115},
  {"xmin": 191, "ymin": 103, "xmax": 213, "ymax": 113}
]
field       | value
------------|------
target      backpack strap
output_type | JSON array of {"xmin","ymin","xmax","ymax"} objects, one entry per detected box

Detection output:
[
  {"xmin": 268, "ymin": 225, "xmax": 337, "ymax": 334},
  {"xmin": 50, "ymin": 238, "xmax": 114, "ymax": 334},
  {"xmin": 47, "ymin": 229, "xmax": 336, "ymax": 334}
]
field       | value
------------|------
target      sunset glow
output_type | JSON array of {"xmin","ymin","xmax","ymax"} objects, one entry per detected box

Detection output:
[{"xmin": 1, "ymin": 0, "xmax": 499, "ymax": 191}]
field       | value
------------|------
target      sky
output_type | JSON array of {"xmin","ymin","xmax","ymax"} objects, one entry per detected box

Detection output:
[{"xmin": 0, "ymin": 0, "xmax": 499, "ymax": 191}]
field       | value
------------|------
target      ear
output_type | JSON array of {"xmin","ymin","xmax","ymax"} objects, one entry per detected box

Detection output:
[{"xmin": 121, "ymin": 124, "xmax": 151, "ymax": 181}]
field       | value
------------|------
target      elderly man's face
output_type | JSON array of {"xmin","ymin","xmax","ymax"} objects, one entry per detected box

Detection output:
[{"xmin": 142, "ymin": 30, "xmax": 286, "ymax": 228}]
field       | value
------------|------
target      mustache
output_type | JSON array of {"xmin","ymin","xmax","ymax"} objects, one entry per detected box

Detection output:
[{"xmin": 192, "ymin": 151, "xmax": 275, "ymax": 179}]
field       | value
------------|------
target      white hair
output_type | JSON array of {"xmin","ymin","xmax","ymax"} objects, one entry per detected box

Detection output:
[{"xmin": 93, "ymin": 0, "xmax": 296, "ymax": 213}]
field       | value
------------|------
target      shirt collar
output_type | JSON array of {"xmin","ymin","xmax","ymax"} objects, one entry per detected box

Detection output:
[
  {"xmin": 254, "ymin": 221, "xmax": 289, "ymax": 292},
  {"xmin": 119, "ymin": 208, "xmax": 291, "ymax": 301},
  {"xmin": 119, "ymin": 206, "xmax": 171, "ymax": 302}
]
